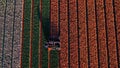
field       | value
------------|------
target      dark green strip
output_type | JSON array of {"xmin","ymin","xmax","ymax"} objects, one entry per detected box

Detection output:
[
  {"xmin": 22, "ymin": 0, "xmax": 31, "ymax": 67},
  {"xmin": 32, "ymin": 0, "xmax": 40, "ymax": 67},
  {"xmin": 50, "ymin": 50, "xmax": 59, "ymax": 68}
]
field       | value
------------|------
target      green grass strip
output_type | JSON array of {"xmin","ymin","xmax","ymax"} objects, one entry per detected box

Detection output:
[
  {"xmin": 50, "ymin": 50, "xmax": 59, "ymax": 68},
  {"xmin": 22, "ymin": 0, "xmax": 31, "ymax": 67},
  {"xmin": 41, "ymin": 0, "xmax": 50, "ymax": 68},
  {"xmin": 32, "ymin": 0, "xmax": 39, "ymax": 67}
]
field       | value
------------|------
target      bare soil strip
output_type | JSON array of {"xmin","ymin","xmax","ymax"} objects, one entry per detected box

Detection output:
[
  {"xmin": 78, "ymin": 0, "xmax": 88, "ymax": 68},
  {"xmin": 87, "ymin": 0, "xmax": 98, "ymax": 67},
  {"xmin": 95, "ymin": 0, "xmax": 108, "ymax": 67},
  {"xmin": 12, "ymin": 0, "xmax": 22, "ymax": 67},
  {"xmin": 0, "ymin": 0, "xmax": 5, "ymax": 67},
  {"xmin": 69, "ymin": 0, "xmax": 79, "ymax": 67},
  {"xmin": 59, "ymin": 0, "xmax": 69, "ymax": 67},
  {"xmin": 105, "ymin": 0, "xmax": 118, "ymax": 67},
  {"xmin": 50, "ymin": 0, "xmax": 59, "ymax": 38},
  {"xmin": 115, "ymin": 0, "xmax": 120, "ymax": 67},
  {"xmin": 3, "ymin": 0, "xmax": 14, "ymax": 67}
]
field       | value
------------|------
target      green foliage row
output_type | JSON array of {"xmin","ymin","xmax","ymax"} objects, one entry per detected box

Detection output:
[{"xmin": 22, "ymin": 0, "xmax": 58, "ymax": 68}]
